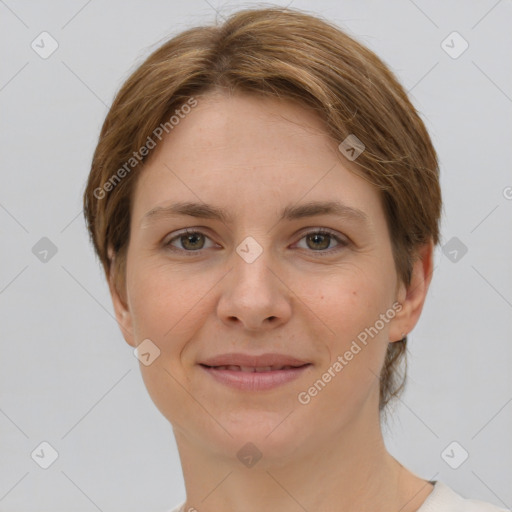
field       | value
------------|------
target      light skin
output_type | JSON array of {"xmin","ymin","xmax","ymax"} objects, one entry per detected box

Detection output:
[{"xmin": 109, "ymin": 91, "xmax": 435, "ymax": 512}]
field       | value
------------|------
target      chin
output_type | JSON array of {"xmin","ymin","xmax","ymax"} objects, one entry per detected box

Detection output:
[{"xmin": 202, "ymin": 412, "xmax": 312, "ymax": 464}]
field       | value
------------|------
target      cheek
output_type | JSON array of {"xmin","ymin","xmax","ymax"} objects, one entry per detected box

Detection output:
[
  {"xmin": 316, "ymin": 269, "xmax": 394, "ymax": 340},
  {"xmin": 310, "ymin": 268, "xmax": 394, "ymax": 390},
  {"xmin": 127, "ymin": 259, "xmax": 216, "ymax": 350},
  {"xmin": 126, "ymin": 262, "xmax": 214, "ymax": 423}
]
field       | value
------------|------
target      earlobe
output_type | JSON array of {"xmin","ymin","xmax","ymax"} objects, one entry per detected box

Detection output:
[
  {"xmin": 388, "ymin": 241, "xmax": 434, "ymax": 343},
  {"xmin": 107, "ymin": 246, "xmax": 136, "ymax": 348}
]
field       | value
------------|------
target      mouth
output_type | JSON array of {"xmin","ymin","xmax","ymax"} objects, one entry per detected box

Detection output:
[
  {"xmin": 199, "ymin": 362, "xmax": 312, "ymax": 391},
  {"xmin": 200, "ymin": 364, "xmax": 308, "ymax": 372}
]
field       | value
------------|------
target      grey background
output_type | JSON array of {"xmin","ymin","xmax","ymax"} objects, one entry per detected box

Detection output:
[{"xmin": 1, "ymin": 1, "xmax": 511, "ymax": 511}]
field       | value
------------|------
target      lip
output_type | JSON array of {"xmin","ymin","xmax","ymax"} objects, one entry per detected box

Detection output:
[
  {"xmin": 200, "ymin": 364, "xmax": 311, "ymax": 391},
  {"xmin": 200, "ymin": 352, "xmax": 309, "ymax": 368},
  {"xmin": 199, "ymin": 352, "xmax": 312, "ymax": 391}
]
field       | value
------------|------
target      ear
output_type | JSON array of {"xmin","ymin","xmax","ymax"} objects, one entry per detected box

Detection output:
[
  {"xmin": 388, "ymin": 240, "xmax": 435, "ymax": 343},
  {"xmin": 107, "ymin": 246, "xmax": 136, "ymax": 348}
]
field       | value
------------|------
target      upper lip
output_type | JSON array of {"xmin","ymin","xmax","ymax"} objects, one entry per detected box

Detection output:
[{"xmin": 200, "ymin": 353, "xmax": 310, "ymax": 368}]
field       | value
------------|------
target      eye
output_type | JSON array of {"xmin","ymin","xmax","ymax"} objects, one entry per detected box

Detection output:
[
  {"xmin": 163, "ymin": 227, "xmax": 348, "ymax": 256},
  {"xmin": 294, "ymin": 229, "xmax": 348, "ymax": 254},
  {"xmin": 164, "ymin": 229, "xmax": 216, "ymax": 253}
]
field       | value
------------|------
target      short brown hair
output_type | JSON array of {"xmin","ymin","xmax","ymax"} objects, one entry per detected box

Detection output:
[{"xmin": 83, "ymin": 6, "xmax": 441, "ymax": 411}]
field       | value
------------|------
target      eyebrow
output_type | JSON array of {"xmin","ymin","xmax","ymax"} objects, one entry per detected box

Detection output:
[{"xmin": 141, "ymin": 200, "xmax": 368, "ymax": 227}]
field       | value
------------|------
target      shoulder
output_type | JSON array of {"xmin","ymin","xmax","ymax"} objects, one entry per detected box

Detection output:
[
  {"xmin": 418, "ymin": 481, "xmax": 510, "ymax": 512},
  {"xmin": 164, "ymin": 486, "xmax": 510, "ymax": 512}
]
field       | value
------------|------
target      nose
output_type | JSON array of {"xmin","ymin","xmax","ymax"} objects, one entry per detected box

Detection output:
[{"xmin": 216, "ymin": 243, "xmax": 292, "ymax": 332}]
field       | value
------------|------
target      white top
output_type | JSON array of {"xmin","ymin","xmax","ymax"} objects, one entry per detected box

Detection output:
[{"xmin": 166, "ymin": 481, "xmax": 510, "ymax": 512}]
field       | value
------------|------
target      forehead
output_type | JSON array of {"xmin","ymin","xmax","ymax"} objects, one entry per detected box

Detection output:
[
  {"xmin": 165, "ymin": 91, "xmax": 338, "ymax": 165},
  {"xmin": 131, "ymin": 91, "xmax": 383, "ymax": 226}
]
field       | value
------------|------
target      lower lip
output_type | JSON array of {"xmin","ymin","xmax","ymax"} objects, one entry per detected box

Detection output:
[{"xmin": 200, "ymin": 364, "xmax": 312, "ymax": 391}]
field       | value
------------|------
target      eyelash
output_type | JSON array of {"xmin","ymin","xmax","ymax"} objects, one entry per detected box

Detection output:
[{"xmin": 163, "ymin": 228, "xmax": 348, "ymax": 257}]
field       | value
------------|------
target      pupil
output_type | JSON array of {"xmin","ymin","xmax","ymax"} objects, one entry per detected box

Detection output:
[
  {"xmin": 183, "ymin": 233, "xmax": 203, "ymax": 249},
  {"xmin": 308, "ymin": 233, "xmax": 329, "ymax": 250}
]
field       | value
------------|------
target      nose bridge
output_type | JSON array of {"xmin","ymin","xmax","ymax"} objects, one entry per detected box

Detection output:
[
  {"xmin": 217, "ymin": 232, "xmax": 291, "ymax": 330},
  {"xmin": 232, "ymin": 233, "xmax": 276, "ymax": 297}
]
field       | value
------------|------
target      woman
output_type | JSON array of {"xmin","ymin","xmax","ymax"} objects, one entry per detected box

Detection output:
[{"xmin": 83, "ymin": 7, "xmax": 508, "ymax": 512}]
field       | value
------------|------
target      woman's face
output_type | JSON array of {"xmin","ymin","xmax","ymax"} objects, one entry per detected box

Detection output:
[{"xmin": 112, "ymin": 92, "xmax": 419, "ymax": 463}]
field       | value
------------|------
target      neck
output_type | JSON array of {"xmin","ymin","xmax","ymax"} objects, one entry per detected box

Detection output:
[{"xmin": 172, "ymin": 398, "xmax": 432, "ymax": 512}]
